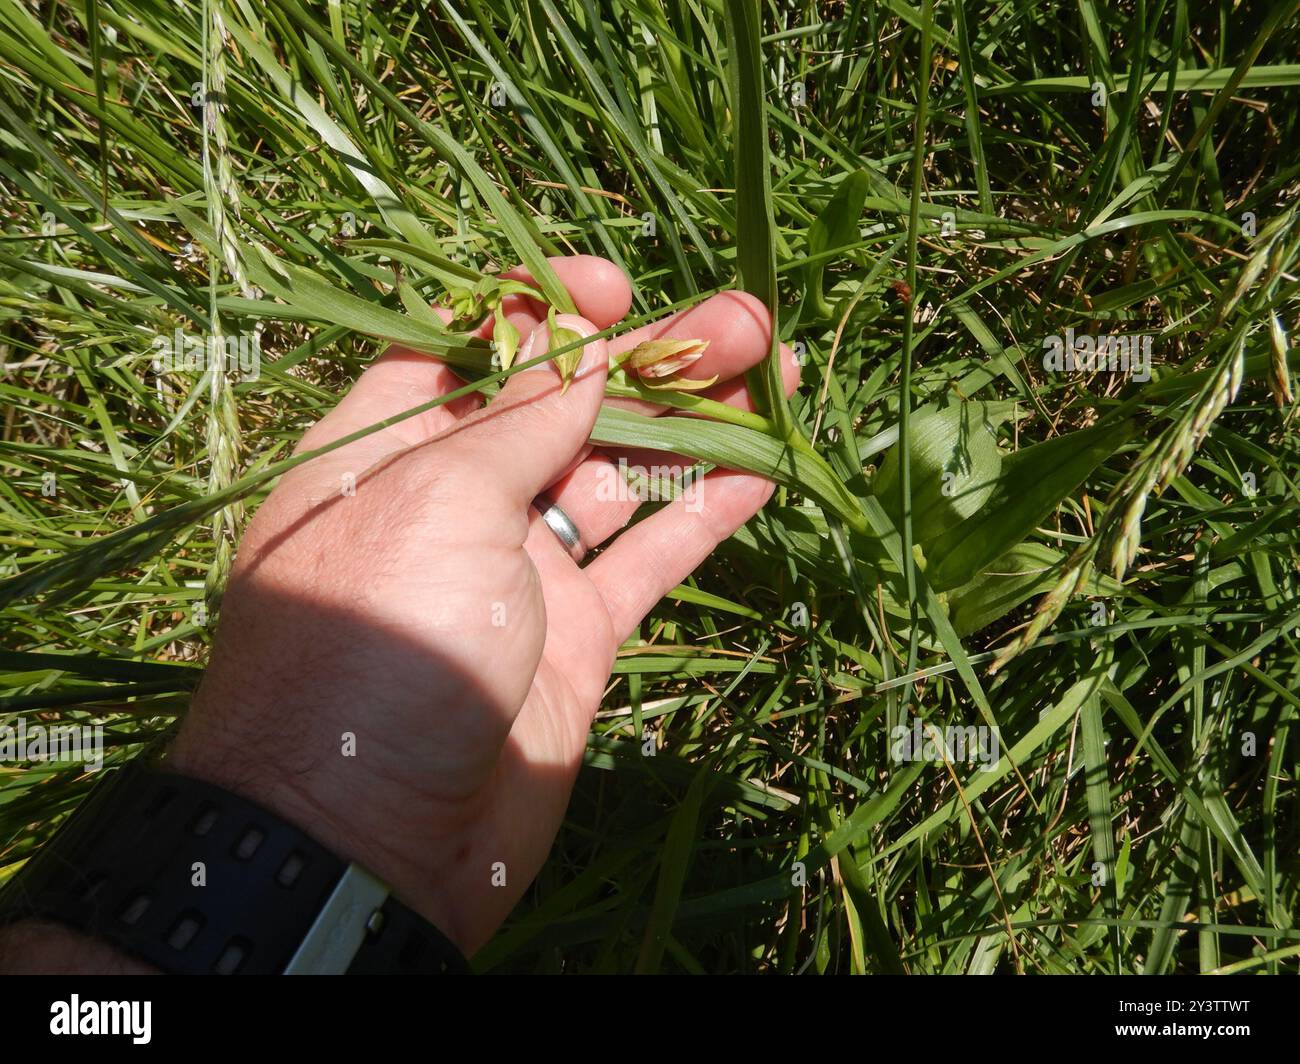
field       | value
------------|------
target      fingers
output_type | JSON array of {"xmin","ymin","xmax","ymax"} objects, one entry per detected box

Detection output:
[
  {"xmin": 277, "ymin": 347, "xmax": 480, "ymax": 504},
  {"xmin": 287, "ymin": 256, "xmax": 791, "ymax": 548},
  {"xmin": 535, "ymin": 454, "xmax": 636, "ymax": 550},
  {"xmin": 296, "ymin": 271, "xmax": 782, "ymax": 485},
  {"xmin": 287, "ymin": 257, "xmax": 629, "ymax": 489},
  {"xmin": 436, "ymin": 314, "xmax": 610, "ymax": 513},
  {"xmin": 465, "ymin": 284, "xmax": 798, "ymax": 536},
  {"xmin": 541, "ymin": 337, "xmax": 800, "ymax": 551},
  {"xmin": 497, "ymin": 255, "xmax": 633, "ymax": 336},
  {"xmin": 590, "ymin": 290, "xmax": 799, "ymax": 494},
  {"xmin": 691, "ymin": 340, "xmax": 802, "ymax": 412},
  {"xmin": 596, "ymin": 341, "xmax": 801, "ymax": 471},
  {"xmin": 584, "ymin": 469, "xmax": 776, "ymax": 643},
  {"xmin": 604, "ymin": 290, "xmax": 786, "ymax": 416}
]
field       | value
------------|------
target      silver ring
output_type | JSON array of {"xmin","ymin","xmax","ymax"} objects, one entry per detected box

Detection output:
[{"xmin": 533, "ymin": 494, "xmax": 586, "ymax": 563}]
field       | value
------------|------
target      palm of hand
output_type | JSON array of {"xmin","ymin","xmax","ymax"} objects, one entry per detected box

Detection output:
[{"xmin": 171, "ymin": 257, "xmax": 797, "ymax": 953}]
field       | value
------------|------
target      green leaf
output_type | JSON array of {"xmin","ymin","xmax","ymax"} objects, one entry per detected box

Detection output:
[
  {"xmin": 723, "ymin": 0, "xmax": 792, "ymax": 439},
  {"xmin": 926, "ymin": 419, "xmax": 1136, "ymax": 591},
  {"xmin": 805, "ymin": 170, "xmax": 871, "ymax": 317},
  {"xmin": 591, "ymin": 408, "xmax": 866, "ymax": 531},
  {"xmin": 946, "ymin": 542, "xmax": 1124, "ymax": 635},
  {"xmin": 228, "ymin": 19, "xmax": 441, "ymax": 256},
  {"xmin": 946, "ymin": 543, "xmax": 1064, "ymax": 636},
  {"xmin": 397, "ymin": 279, "xmax": 445, "ymax": 330},
  {"xmin": 1080, "ymin": 676, "xmax": 1122, "ymax": 968},
  {"xmin": 265, "ymin": 0, "xmax": 577, "ymax": 316},
  {"xmin": 872, "ymin": 399, "xmax": 1020, "ymax": 547},
  {"xmin": 173, "ymin": 209, "xmax": 473, "ymax": 365},
  {"xmin": 635, "ymin": 760, "xmax": 711, "ymax": 973}
]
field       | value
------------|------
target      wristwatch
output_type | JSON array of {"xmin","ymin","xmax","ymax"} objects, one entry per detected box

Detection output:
[{"xmin": 0, "ymin": 758, "xmax": 469, "ymax": 974}]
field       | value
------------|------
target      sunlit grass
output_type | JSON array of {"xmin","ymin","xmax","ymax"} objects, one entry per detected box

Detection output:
[{"xmin": 1, "ymin": 0, "xmax": 1298, "ymax": 973}]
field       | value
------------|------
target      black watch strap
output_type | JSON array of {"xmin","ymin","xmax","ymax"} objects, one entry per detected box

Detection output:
[{"xmin": 0, "ymin": 760, "xmax": 469, "ymax": 974}]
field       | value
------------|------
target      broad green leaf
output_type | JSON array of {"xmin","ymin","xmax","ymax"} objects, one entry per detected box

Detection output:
[
  {"xmin": 591, "ymin": 408, "xmax": 866, "ymax": 530},
  {"xmin": 946, "ymin": 542, "xmax": 1124, "ymax": 636},
  {"xmin": 927, "ymin": 419, "xmax": 1136, "ymax": 591},
  {"xmin": 805, "ymin": 170, "xmax": 871, "ymax": 317},
  {"xmin": 872, "ymin": 399, "xmax": 1020, "ymax": 547},
  {"xmin": 945, "ymin": 543, "xmax": 1063, "ymax": 636}
]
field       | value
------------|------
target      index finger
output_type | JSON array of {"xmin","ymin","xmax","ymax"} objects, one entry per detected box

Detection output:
[{"xmin": 497, "ymin": 255, "xmax": 633, "ymax": 335}]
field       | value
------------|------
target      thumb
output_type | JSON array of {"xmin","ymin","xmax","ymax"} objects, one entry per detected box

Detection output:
[{"xmin": 438, "ymin": 313, "xmax": 609, "ymax": 508}]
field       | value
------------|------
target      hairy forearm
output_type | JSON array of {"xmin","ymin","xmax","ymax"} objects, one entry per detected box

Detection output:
[
  {"xmin": 0, "ymin": 691, "xmax": 470, "ymax": 974},
  {"xmin": 0, "ymin": 919, "xmax": 157, "ymax": 975}
]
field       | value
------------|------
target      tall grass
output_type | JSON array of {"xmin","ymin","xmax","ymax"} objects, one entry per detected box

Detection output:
[{"xmin": 1, "ymin": 0, "xmax": 1298, "ymax": 973}]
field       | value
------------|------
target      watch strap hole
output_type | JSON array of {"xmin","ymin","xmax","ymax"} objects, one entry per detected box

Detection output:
[
  {"xmin": 167, "ymin": 911, "xmax": 204, "ymax": 951},
  {"xmin": 276, "ymin": 850, "xmax": 306, "ymax": 888},
  {"xmin": 118, "ymin": 891, "xmax": 151, "ymax": 926},
  {"xmin": 232, "ymin": 825, "xmax": 264, "ymax": 861},
  {"xmin": 189, "ymin": 803, "xmax": 219, "ymax": 837},
  {"xmin": 215, "ymin": 937, "xmax": 250, "ymax": 975}
]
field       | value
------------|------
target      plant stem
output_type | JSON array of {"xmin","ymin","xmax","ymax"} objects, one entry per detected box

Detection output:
[{"xmin": 899, "ymin": 0, "xmax": 934, "ymax": 702}]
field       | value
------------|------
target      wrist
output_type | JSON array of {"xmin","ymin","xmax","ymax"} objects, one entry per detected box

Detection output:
[
  {"xmin": 166, "ymin": 685, "xmax": 469, "ymax": 956},
  {"xmin": 0, "ymin": 920, "xmax": 159, "ymax": 974}
]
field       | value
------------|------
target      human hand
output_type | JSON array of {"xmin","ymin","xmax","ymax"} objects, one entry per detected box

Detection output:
[{"xmin": 167, "ymin": 255, "xmax": 800, "ymax": 956}]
